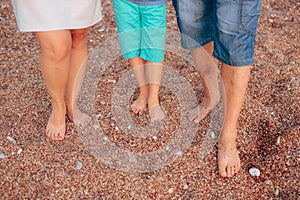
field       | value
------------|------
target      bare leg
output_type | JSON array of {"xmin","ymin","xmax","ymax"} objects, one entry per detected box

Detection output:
[
  {"xmin": 129, "ymin": 56, "xmax": 148, "ymax": 115},
  {"xmin": 65, "ymin": 28, "xmax": 90, "ymax": 127},
  {"xmin": 145, "ymin": 62, "xmax": 165, "ymax": 122},
  {"xmin": 189, "ymin": 42, "xmax": 220, "ymax": 123},
  {"xmin": 35, "ymin": 30, "xmax": 72, "ymax": 140},
  {"xmin": 217, "ymin": 65, "xmax": 250, "ymax": 178}
]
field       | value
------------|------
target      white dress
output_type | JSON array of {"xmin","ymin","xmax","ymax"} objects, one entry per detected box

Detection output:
[{"xmin": 12, "ymin": 0, "xmax": 102, "ymax": 32}]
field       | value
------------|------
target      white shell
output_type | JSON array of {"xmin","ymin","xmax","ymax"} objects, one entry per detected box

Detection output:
[
  {"xmin": 249, "ymin": 167, "xmax": 260, "ymax": 177},
  {"xmin": 76, "ymin": 161, "xmax": 83, "ymax": 170},
  {"xmin": 7, "ymin": 136, "xmax": 16, "ymax": 144}
]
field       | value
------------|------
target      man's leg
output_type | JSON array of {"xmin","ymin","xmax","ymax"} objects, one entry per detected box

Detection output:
[
  {"xmin": 218, "ymin": 64, "xmax": 250, "ymax": 177},
  {"xmin": 189, "ymin": 42, "xmax": 220, "ymax": 123}
]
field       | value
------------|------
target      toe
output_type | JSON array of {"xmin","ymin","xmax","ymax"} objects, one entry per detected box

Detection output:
[
  {"xmin": 193, "ymin": 118, "xmax": 200, "ymax": 124},
  {"xmin": 218, "ymin": 161, "xmax": 228, "ymax": 178},
  {"xmin": 235, "ymin": 162, "xmax": 241, "ymax": 173},
  {"xmin": 226, "ymin": 166, "xmax": 233, "ymax": 177},
  {"xmin": 188, "ymin": 113, "xmax": 196, "ymax": 123},
  {"xmin": 219, "ymin": 170, "xmax": 227, "ymax": 178},
  {"xmin": 51, "ymin": 130, "xmax": 59, "ymax": 140},
  {"xmin": 46, "ymin": 129, "xmax": 51, "ymax": 138}
]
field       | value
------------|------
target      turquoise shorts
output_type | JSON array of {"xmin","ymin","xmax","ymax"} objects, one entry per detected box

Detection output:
[{"xmin": 112, "ymin": 0, "xmax": 166, "ymax": 63}]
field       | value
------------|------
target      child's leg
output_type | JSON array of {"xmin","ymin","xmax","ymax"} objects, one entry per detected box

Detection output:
[
  {"xmin": 112, "ymin": 0, "xmax": 147, "ymax": 114},
  {"xmin": 145, "ymin": 61, "xmax": 165, "ymax": 122},
  {"xmin": 140, "ymin": 4, "xmax": 166, "ymax": 122},
  {"xmin": 128, "ymin": 56, "xmax": 148, "ymax": 115}
]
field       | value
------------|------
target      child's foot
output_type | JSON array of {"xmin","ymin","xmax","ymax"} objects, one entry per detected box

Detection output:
[
  {"xmin": 67, "ymin": 105, "xmax": 91, "ymax": 129},
  {"xmin": 149, "ymin": 104, "xmax": 165, "ymax": 123},
  {"xmin": 46, "ymin": 109, "xmax": 66, "ymax": 141},
  {"xmin": 148, "ymin": 96, "xmax": 165, "ymax": 123},
  {"xmin": 217, "ymin": 131, "xmax": 241, "ymax": 178},
  {"xmin": 188, "ymin": 95, "xmax": 220, "ymax": 123},
  {"xmin": 131, "ymin": 95, "xmax": 148, "ymax": 115}
]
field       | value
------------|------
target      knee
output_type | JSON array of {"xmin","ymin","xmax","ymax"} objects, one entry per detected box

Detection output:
[
  {"xmin": 43, "ymin": 43, "xmax": 71, "ymax": 62},
  {"xmin": 71, "ymin": 29, "xmax": 88, "ymax": 49}
]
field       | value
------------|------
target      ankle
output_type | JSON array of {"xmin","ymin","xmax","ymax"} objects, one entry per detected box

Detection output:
[
  {"xmin": 148, "ymin": 96, "xmax": 159, "ymax": 107},
  {"xmin": 52, "ymin": 102, "xmax": 66, "ymax": 113}
]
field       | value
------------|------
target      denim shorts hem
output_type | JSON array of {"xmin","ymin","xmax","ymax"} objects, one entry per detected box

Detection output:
[
  {"xmin": 181, "ymin": 37, "xmax": 213, "ymax": 51},
  {"xmin": 213, "ymin": 53, "xmax": 254, "ymax": 67}
]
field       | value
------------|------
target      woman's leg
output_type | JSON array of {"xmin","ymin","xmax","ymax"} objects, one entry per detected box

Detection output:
[
  {"xmin": 65, "ymin": 28, "xmax": 90, "ymax": 125},
  {"xmin": 35, "ymin": 30, "xmax": 72, "ymax": 140}
]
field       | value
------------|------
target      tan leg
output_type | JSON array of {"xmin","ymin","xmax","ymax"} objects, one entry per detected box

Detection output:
[
  {"xmin": 129, "ymin": 56, "xmax": 148, "ymax": 115},
  {"xmin": 65, "ymin": 28, "xmax": 90, "ymax": 127},
  {"xmin": 35, "ymin": 30, "xmax": 72, "ymax": 140},
  {"xmin": 218, "ymin": 64, "xmax": 250, "ymax": 178},
  {"xmin": 189, "ymin": 42, "xmax": 220, "ymax": 123}
]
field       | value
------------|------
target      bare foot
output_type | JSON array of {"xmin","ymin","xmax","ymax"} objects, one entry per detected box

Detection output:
[
  {"xmin": 46, "ymin": 109, "xmax": 66, "ymax": 141},
  {"xmin": 67, "ymin": 105, "xmax": 91, "ymax": 129},
  {"xmin": 131, "ymin": 95, "xmax": 148, "ymax": 115},
  {"xmin": 188, "ymin": 97, "xmax": 217, "ymax": 123},
  {"xmin": 217, "ymin": 133, "xmax": 241, "ymax": 178},
  {"xmin": 149, "ymin": 104, "xmax": 165, "ymax": 123}
]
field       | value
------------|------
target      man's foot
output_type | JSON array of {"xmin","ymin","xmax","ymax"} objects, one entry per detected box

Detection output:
[
  {"xmin": 66, "ymin": 105, "xmax": 91, "ymax": 129},
  {"xmin": 46, "ymin": 108, "xmax": 66, "ymax": 141},
  {"xmin": 189, "ymin": 96, "xmax": 219, "ymax": 123},
  {"xmin": 131, "ymin": 95, "xmax": 148, "ymax": 115},
  {"xmin": 217, "ymin": 131, "xmax": 241, "ymax": 178}
]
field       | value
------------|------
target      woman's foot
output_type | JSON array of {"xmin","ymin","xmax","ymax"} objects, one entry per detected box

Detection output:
[
  {"xmin": 217, "ymin": 129, "xmax": 241, "ymax": 178},
  {"xmin": 46, "ymin": 107, "xmax": 66, "ymax": 141},
  {"xmin": 131, "ymin": 95, "xmax": 148, "ymax": 115}
]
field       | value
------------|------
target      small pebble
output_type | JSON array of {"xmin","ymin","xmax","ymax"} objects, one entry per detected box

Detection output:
[
  {"xmin": 17, "ymin": 149, "xmax": 22, "ymax": 154},
  {"xmin": 96, "ymin": 114, "xmax": 102, "ymax": 117},
  {"xmin": 274, "ymin": 188, "xmax": 279, "ymax": 196},
  {"xmin": 176, "ymin": 151, "xmax": 183, "ymax": 156},
  {"xmin": 152, "ymin": 136, "xmax": 157, "ymax": 140},
  {"xmin": 0, "ymin": 153, "xmax": 6, "ymax": 159},
  {"xmin": 98, "ymin": 27, "xmax": 105, "ymax": 32},
  {"xmin": 210, "ymin": 131, "xmax": 216, "ymax": 139},
  {"xmin": 168, "ymin": 188, "xmax": 174, "ymax": 193},
  {"xmin": 103, "ymin": 136, "xmax": 108, "ymax": 141},
  {"xmin": 264, "ymin": 179, "xmax": 271, "ymax": 185},
  {"xmin": 7, "ymin": 136, "xmax": 16, "ymax": 144},
  {"xmin": 108, "ymin": 79, "xmax": 116, "ymax": 84},
  {"xmin": 127, "ymin": 125, "xmax": 131, "ymax": 130},
  {"xmin": 115, "ymin": 126, "xmax": 119, "ymax": 131},
  {"xmin": 276, "ymin": 136, "xmax": 280, "ymax": 145},
  {"xmin": 76, "ymin": 161, "xmax": 83, "ymax": 170},
  {"xmin": 249, "ymin": 167, "xmax": 260, "ymax": 177},
  {"xmin": 165, "ymin": 145, "xmax": 170, "ymax": 151},
  {"xmin": 183, "ymin": 184, "xmax": 188, "ymax": 190},
  {"xmin": 93, "ymin": 124, "xmax": 100, "ymax": 129}
]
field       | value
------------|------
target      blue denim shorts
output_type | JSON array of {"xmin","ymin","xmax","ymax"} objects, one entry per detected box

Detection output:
[{"xmin": 172, "ymin": 0, "xmax": 261, "ymax": 66}]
